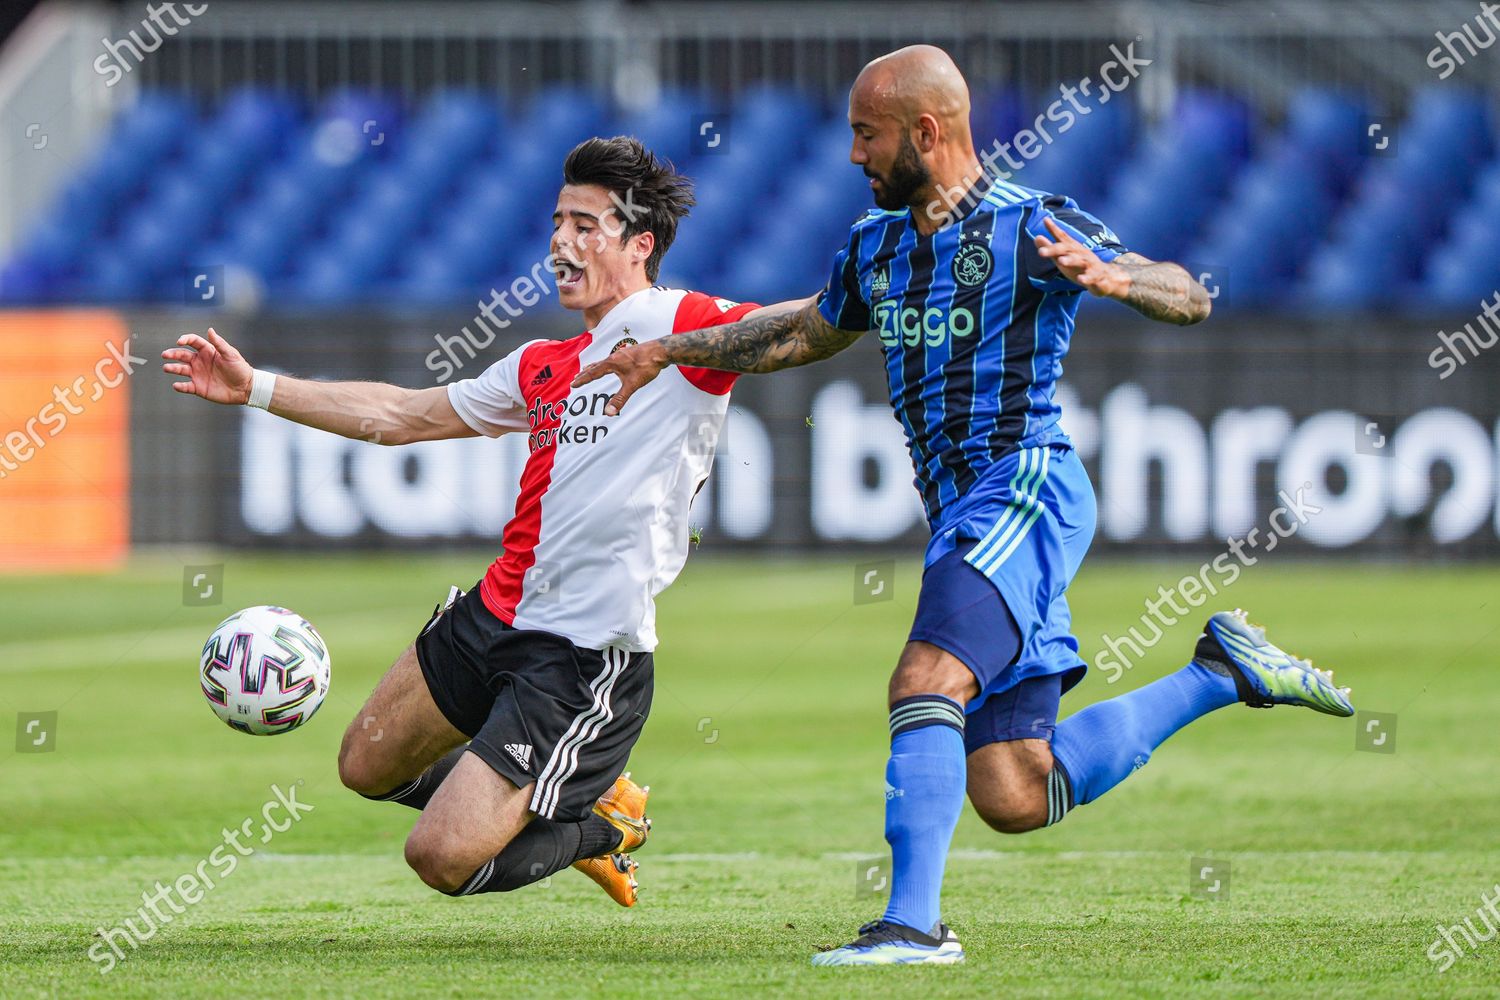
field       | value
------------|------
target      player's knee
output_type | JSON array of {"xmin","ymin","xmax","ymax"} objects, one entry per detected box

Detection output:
[
  {"xmin": 337, "ymin": 738, "xmax": 389, "ymax": 798},
  {"xmin": 403, "ymin": 829, "xmax": 471, "ymax": 894},
  {"xmin": 971, "ymin": 788, "xmax": 1049, "ymax": 834},
  {"xmin": 889, "ymin": 647, "xmax": 976, "ymax": 706},
  {"xmin": 967, "ymin": 747, "xmax": 1052, "ymax": 834}
]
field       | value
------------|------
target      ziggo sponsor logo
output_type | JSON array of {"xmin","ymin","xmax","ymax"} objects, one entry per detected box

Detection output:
[
  {"xmin": 525, "ymin": 391, "xmax": 614, "ymax": 450},
  {"xmin": 875, "ymin": 303, "xmax": 976, "ymax": 348}
]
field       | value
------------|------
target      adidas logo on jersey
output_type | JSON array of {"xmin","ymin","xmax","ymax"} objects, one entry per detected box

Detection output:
[
  {"xmin": 529, "ymin": 365, "xmax": 555, "ymax": 386},
  {"xmin": 504, "ymin": 743, "xmax": 533, "ymax": 769}
]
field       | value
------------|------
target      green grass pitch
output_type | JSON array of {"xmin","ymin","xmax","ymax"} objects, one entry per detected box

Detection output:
[{"xmin": 2, "ymin": 554, "xmax": 1498, "ymax": 998}]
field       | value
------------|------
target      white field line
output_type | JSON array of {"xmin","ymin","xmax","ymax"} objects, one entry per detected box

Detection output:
[
  {"xmin": 824, "ymin": 849, "xmax": 1477, "ymax": 862},
  {"xmin": 4, "ymin": 849, "xmax": 1469, "ymax": 868}
]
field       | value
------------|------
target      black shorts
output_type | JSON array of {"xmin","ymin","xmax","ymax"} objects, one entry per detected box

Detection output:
[{"xmin": 414, "ymin": 583, "xmax": 654, "ymax": 822}]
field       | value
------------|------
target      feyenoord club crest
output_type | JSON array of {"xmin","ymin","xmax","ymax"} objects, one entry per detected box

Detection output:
[
  {"xmin": 611, "ymin": 337, "xmax": 639, "ymax": 354},
  {"xmin": 952, "ymin": 241, "xmax": 993, "ymax": 288}
]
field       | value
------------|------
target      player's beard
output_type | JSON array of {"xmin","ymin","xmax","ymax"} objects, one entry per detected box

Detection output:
[{"xmin": 869, "ymin": 133, "xmax": 931, "ymax": 211}]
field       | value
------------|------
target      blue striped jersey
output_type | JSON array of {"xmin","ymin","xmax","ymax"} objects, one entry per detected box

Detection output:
[{"xmin": 816, "ymin": 173, "xmax": 1127, "ymax": 528}]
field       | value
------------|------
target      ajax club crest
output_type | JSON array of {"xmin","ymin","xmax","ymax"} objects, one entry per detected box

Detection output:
[{"xmin": 952, "ymin": 241, "xmax": 993, "ymax": 288}]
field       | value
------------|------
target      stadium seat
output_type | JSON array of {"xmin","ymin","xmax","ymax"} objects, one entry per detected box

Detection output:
[
  {"xmin": 1186, "ymin": 89, "xmax": 1365, "ymax": 306},
  {"xmin": 619, "ymin": 86, "xmax": 703, "ymax": 167},
  {"xmin": 0, "ymin": 257, "xmax": 51, "ymax": 304},
  {"xmin": 1302, "ymin": 87, "xmax": 1494, "ymax": 306},
  {"xmin": 1280, "ymin": 88, "xmax": 1367, "ymax": 197},
  {"xmin": 1100, "ymin": 90, "xmax": 1252, "ymax": 261},
  {"xmin": 1420, "ymin": 161, "xmax": 1500, "ymax": 305},
  {"xmin": 714, "ymin": 118, "xmax": 867, "ymax": 301},
  {"xmin": 4, "ymin": 80, "xmax": 1495, "ymax": 309},
  {"xmin": 1012, "ymin": 91, "xmax": 1136, "ymax": 210},
  {"xmin": 970, "ymin": 88, "xmax": 1029, "ymax": 157}
]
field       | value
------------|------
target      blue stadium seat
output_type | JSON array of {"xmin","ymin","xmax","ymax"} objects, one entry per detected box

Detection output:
[
  {"xmin": 396, "ymin": 89, "xmax": 504, "ymax": 203},
  {"xmin": 1302, "ymin": 87, "xmax": 1494, "ymax": 305},
  {"xmin": 1186, "ymin": 89, "xmax": 1365, "ymax": 306},
  {"xmin": 315, "ymin": 87, "xmax": 402, "ymax": 153},
  {"xmin": 285, "ymin": 251, "xmax": 370, "ymax": 307},
  {"xmin": 79, "ymin": 246, "xmax": 155, "ymax": 304},
  {"xmin": 1281, "ymin": 88, "xmax": 1367, "ymax": 197},
  {"xmin": 515, "ymin": 85, "xmax": 606, "ymax": 165},
  {"xmin": 970, "ymin": 88, "xmax": 1030, "ymax": 162},
  {"xmin": 1101, "ymin": 90, "xmax": 1252, "ymax": 261},
  {"xmin": 735, "ymin": 84, "xmax": 818, "ymax": 147},
  {"xmin": 713, "ymin": 118, "xmax": 866, "ymax": 301},
  {"xmin": 15, "ymin": 91, "xmax": 202, "ymax": 302},
  {"xmin": 1014, "ymin": 92, "xmax": 1135, "ymax": 210},
  {"xmin": 3, "ymin": 81, "xmax": 1493, "ymax": 311},
  {"xmin": 112, "ymin": 90, "xmax": 196, "ymax": 160},
  {"xmin": 1420, "ymin": 161, "xmax": 1500, "ymax": 305},
  {"xmin": 115, "ymin": 174, "xmax": 213, "ymax": 271},
  {"xmin": 18, "ymin": 215, "xmax": 90, "ymax": 282},
  {"xmin": 620, "ymin": 87, "xmax": 702, "ymax": 167},
  {"xmin": 0, "ymin": 257, "xmax": 51, "ymax": 304},
  {"xmin": 386, "ymin": 246, "xmax": 491, "ymax": 306},
  {"xmin": 666, "ymin": 86, "xmax": 809, "ymax": 290}
]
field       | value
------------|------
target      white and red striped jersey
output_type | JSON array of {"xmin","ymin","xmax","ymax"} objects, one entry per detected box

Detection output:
[{"xmin": 446, "ymin": 285, "xmax": 758, "ymax": 651}]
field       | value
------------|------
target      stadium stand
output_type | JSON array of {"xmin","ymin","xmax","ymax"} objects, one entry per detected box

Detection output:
[{"xmin": 0, "ymin": 82, "xmax": 1493, "ymax": 310}]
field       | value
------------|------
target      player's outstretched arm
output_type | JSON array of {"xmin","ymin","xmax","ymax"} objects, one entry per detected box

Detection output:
[
  {"xmin": 1034, "ymin": 219, "xmax": 1212, "ymax": 326},
  {"xmin": 573, "ymin": 295, "xmax": 860, "ymax": 415},
  {"xmin": 161, "ymin": 328, "xmax": 477, "ymax": 445}
]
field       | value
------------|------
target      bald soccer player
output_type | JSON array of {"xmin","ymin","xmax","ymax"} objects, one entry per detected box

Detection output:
[{"xmin": 577, "ymin": 46, "xmax": 1355, "ymax": 964}]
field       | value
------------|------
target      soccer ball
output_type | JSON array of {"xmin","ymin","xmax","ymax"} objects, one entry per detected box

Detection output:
[{"xmin": 199, "ymin": 606, "xmax": 332, "ymax": 735}]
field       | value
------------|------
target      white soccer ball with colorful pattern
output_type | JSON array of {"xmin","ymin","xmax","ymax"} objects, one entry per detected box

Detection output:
[{"xmin": 199, "ymin": 606, "xmax": 332, "ymax": 735}]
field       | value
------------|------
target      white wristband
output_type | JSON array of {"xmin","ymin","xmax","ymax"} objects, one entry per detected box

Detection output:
[{"xmin": 247, "ymin": 369, "xmax": 277, "ymax": 410}]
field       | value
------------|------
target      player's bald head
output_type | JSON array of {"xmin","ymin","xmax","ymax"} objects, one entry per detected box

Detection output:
[
  {"xmin": 850, "ymin": 44, "xmax": 971, "ymax": 138},
  {"xmin": 846, "ymin": 45, "xmax": 981, "ymax": 216}
]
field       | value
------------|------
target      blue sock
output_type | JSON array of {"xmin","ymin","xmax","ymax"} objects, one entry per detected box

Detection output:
[
  {"xmin": 880, "ymin": 695, "xmax": 967, "ymax": 933},
  {"xmin": 1051, "ymin": 660, "xmax": 1238, "ymax": 809}
]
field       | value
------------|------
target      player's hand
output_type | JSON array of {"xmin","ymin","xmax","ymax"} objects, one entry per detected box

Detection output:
[
  {"xmin": 1034, "ymin": 218, "xmax": 1130, "ymax": 299},
  {"xmin": 571, "ymin": 340, "xmax": 669, "ymax": 416},
  {"xmin": 161, "ymin": 327, "xmax": 254, "ymax": 405}
]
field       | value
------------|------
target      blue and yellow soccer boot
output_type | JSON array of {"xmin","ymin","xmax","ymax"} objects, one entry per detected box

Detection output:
[
  {"xmin": 811, "ymin": 920, "xmax": 965, "ymax": 966},
  {"xmin": 1195, "ymin": 609, "xmax": 1354, "ymax": 717}
]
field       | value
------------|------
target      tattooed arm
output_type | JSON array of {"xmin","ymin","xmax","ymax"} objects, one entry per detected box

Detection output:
[
  {"xmin": 1033, "ymin": 218, "xmax": 1212, "ymax": 326},
  {"xmin": 1109, "ymin": 252, "xmax": 1214, "ymax": 325},
  {"xmin": 572, "ymin": 295, "xmax": 863, "ymax": 415}
]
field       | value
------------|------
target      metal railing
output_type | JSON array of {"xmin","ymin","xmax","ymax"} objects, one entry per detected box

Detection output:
[{"xmin": 121, "ymin": 0, "xmax": 1498, "ymax": 113}]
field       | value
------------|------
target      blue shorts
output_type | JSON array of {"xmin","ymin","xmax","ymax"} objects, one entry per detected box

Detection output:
[{"xmin": 910, "ymin": 444, "xmax": 1095, "ymax": 749}]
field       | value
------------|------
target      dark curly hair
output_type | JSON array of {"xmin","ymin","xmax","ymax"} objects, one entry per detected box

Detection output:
[{"xmin": 562, "ymin": 136, "xmax": 695, "ymax": 281}]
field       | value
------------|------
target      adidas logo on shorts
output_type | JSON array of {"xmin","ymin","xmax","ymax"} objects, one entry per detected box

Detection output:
[{"xmin": 504, "ymin": 743, "xmax": 533, "ymax": 769}]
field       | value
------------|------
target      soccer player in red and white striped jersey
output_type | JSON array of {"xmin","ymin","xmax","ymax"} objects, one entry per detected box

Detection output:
[{"xmin": 161, "ymin": 136, "xmax": 809, "ymax": 908}]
